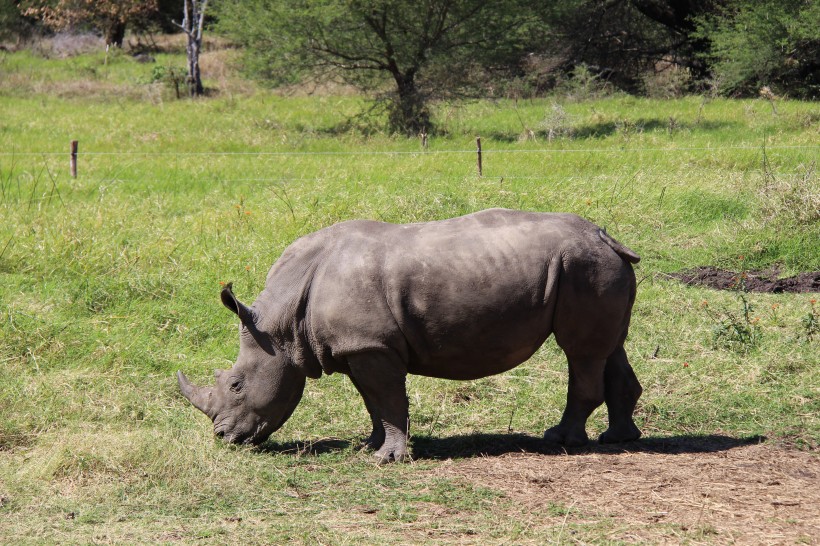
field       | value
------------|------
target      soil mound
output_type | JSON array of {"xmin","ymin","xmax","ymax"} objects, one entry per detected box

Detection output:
[{"xmin": 672, "ymin": 267, "xmax": 820, "ymax": 293}]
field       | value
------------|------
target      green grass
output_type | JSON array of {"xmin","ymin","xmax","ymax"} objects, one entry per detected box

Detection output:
[{"xmin": 0, "ymin": 44, "xmax": 818, "ymax": 543}]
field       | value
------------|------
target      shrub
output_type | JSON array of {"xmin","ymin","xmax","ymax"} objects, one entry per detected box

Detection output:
[{"xmin": 695, "ymin": 0, "xmax": 820, "ymax": 98}]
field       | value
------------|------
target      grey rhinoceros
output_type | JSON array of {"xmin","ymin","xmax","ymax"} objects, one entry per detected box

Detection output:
[{"xmin": 178, "ymin": 208, "xmax": 643, "ymax": 463}]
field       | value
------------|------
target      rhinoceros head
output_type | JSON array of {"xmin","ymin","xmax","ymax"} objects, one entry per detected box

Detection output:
[{"xmin": 177, "ymin": 284, "xmax": 306, "ymax": 445}]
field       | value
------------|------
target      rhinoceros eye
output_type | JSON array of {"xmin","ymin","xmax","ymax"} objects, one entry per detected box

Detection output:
[{"xmin": 229, "ymin": 378, "xmax": 244, "ymax": 394}]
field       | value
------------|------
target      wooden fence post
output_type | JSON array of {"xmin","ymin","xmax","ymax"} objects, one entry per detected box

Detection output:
[
  {"xmin": 476, "ymin": 136, "xmax": 482, "ymax": 177},
  {"xmin": 70, "ymin": 140, "xmax": 78, "ymax": 178}
]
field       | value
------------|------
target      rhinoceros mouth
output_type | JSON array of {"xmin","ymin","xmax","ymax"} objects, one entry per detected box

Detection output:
[
  {"xmin": 218, "ymin": 430, "xmax": 252, "ymax": 445},
  {"xmin": 232, "ymin": 431, "xmax": 265, "ymax": 446},
  {"xmin": 240, "ymin": 423, "xmax": 273, "ymax": 446},
  {"xmin": 230, "ymin": 433, "xmax": 256, "ymax": 445},
  {"xmin": 213, "ymin": 417, "xmax": 230, "ymax": 438},
  {"xmin": 214, "ymin": 421, "xmax": 270, "ymax": 446}
]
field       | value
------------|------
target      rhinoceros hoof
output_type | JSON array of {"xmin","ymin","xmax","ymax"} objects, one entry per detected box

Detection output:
[
  {"xmin": 543, "ymin": 425, "xmax": 589, "ymax": 447},
  {"xmin": 373, "ymin": 446, "xmax": 407, "ymax": 464},
  {"xmin": 598, "ymin": 424, "xmax": 641, "ymax": 444}
]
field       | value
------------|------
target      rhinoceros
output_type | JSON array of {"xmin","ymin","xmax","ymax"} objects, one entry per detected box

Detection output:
[{"xmin": 178, "ymin": 208, "xmax": 643, "ymax": 463}]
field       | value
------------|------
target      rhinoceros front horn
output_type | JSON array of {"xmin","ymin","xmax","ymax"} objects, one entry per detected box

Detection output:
[{"xmin": 177, "ymin": 371, "xmax": 216, "ymax": 419}]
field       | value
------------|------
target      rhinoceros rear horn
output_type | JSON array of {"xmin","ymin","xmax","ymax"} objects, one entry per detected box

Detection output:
[
  {"xmin": 220, "ymin": 282, "xmax": 257, "ymax": 329},
  {"xmin": 177, "ymin": 371, "xmax": 216, "ymax": 419}
]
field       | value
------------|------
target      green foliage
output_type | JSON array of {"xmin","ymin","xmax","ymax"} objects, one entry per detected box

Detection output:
[
  {"xmin": 147, "ymin": 63, "xmax": 185, "ymax": 97},
  {"xmin": 800, "ymin": 300, "xmax": 819, "ymax": 341},
  {"xmin": 695, "ymin": 0, "xmax": 820, "ymax": 97},
  {"xmin": 556, "ymin": 63, "xmax": 616, "ymax": 101},
  {"xmin": 534, "ymin": 0, "xmax": 709, "ymax": 94},
  {"xmin": 708, "ymin": 294, "xmax": 763, "ymax": 353},
  {"xmin": 213, "ymin": 0, "xmax": 551, "ymax": 133},
  {"xmin": 0, "ymin": 0, "xmax": 25, "ymax": 42}
]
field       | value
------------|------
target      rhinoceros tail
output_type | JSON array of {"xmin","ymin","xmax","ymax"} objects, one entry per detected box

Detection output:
[{"xmin": 599, "ymin": 229, "xmax": 641, "ymax": 264}]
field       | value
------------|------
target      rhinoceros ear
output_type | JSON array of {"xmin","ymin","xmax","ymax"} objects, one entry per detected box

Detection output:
[
  {"xmin": 221, "ymin": 283, "xmax": 277, "ymax": 352},
  {"xmin": 220, "ymin": 283, "xmax": 257, "ymax": 330}
]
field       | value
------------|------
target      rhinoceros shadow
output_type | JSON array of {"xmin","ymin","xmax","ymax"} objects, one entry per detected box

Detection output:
[
  {"xmin": 410, "ymin": 432, "xmax": 766, "ymax": 460},
  {"xmin": 256, "ymin": 433, "xmax": 765, "ymax": 460}
]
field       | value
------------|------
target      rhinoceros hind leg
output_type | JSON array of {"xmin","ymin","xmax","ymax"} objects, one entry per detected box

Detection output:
[
  {"xmin": 544, "ymin": 356, "xmax": 606, "ymax": 446},
  {"xmin": 599, "ymin": 346, "xmax": 642, "ymax": 444},
  {"xmin": 347, "ymin": 352, "xmax": 409, "ymax": 464},
  {"xmin": 348, "ymin": 375, "xmax": 386, "ymax": 450}
]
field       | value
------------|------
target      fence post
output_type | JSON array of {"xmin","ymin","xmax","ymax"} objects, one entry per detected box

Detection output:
[
  {"xmin": 70, "ymin": 140, "xmax": 78, "ymax": 178},
  {"xmin": 476, "ymin": 136, "xmax": 482, "ymax": 177}
]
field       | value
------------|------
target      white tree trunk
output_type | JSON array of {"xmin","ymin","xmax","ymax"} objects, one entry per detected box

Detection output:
[{"xmin": 179, "ymin": 0, "xmax": 207, "ymax": 97}]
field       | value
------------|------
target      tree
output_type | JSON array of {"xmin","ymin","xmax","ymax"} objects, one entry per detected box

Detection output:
[
  {"xmin": 20, "ymin": 0, "xmax": 158, "ymax": 47},
  {"xmin": 537, "ymin": 0, "xmax": 721, "ymax": 93},
  {"xmin": 215, "ymin": 0, "xmax": 549, "ymax": 134},
  {"xmin": 548, "ymin": 0, "xmax": 819, "ymax": 98},
  {"xmin": 174, "ymin": 0, "xmax": 207, "ymax": 97},
  {"xmin": 694, "ymin": 0, "xmax": 820, "ymax": 98},
  {"xmin": 1, "ymin": 1, "xmax": 29, "ymax": 43},
  {"xmin": 627, "ymin": 0, "xmax": 719, "ymax": 80}
]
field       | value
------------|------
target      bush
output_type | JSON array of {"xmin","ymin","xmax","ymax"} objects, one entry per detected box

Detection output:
[
  {"xmin": 642, "ymin": 59, "xmax": 692, "ymax": 99},
  {"xmin": 148, "ymin": 63, "xmax": 185, "ymax": 98},
  {"xmin": 695, "ymin": 0, "xmax": 820, "ymax": 98},
  {"xmin": 553, "ymin": 63, "xmax": 614, "ymax": 101}
]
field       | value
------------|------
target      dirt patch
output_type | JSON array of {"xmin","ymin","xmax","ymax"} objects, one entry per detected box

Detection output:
[
  {"xmin": 432, "ymin": 439, "xmax": 819, "ymax": 544},
  {"xmin": 672, "ymin": 267, "xmax": 820, "ymax": 293}
]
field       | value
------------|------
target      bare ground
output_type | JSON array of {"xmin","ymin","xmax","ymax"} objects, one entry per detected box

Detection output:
[
  {"xmin": 429, "ymin": 438, "xmax": 819, "ymax": 544},
  {"xmin": 671, "ymin": 267, "xmax": 820, "ymax": 293}
]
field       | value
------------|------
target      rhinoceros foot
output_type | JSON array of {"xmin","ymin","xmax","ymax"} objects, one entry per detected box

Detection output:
[
  {"xmin": 543, "ymin": 424, "xmax": 589, "ymax": 447},
  {"xmin": 598, "ymin": 422, "xmax": 641, "ymax": 444},
  {"xmin": 373, "ymin": 441, "xmax": 408, "ymax": 465}
]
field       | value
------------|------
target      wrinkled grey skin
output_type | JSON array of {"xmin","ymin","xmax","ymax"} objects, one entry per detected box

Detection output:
[{"xmin": 178, "ymin": 208, "xmax": 643, "ymax": 463}]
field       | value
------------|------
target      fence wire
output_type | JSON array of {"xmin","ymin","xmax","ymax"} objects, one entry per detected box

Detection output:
[{"xmin": 0, "ymin": 144, "xmax": 818, "ymax": 157}]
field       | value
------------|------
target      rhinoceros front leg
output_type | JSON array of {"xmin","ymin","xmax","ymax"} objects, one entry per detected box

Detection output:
[
  {"xmin": 544, "ymin": 356, "xmax": 606, "ymax": 447},
  {"xmin": 348, "ymin": 375, "xmax": 386, "ymax": 450},
  {"xmin": 347, "ymin": 352, "xmax": 409, "ymax": 464},
  {"xmin": 600, "ymin": 346, "xmax": 642, "ymax": 444}
]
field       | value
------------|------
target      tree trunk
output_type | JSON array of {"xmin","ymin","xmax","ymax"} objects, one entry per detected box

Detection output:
[
  {"xmin": 181, "ymin": 0, "xmax": 206, "ymax": 97},
  {"xmin": 187, "ymin": 36, "xmax": 203, "ymax": 96},
  {"xmin": 105, "ymin": 20, "xmax": 127, "ymax": 48},
  {"xmin": 629, "ymin": 0, "xmax": 715, "ymax": 81},
  {"xmin": 389, "ymin": 72, "xmax": 430, "ymax": 135}
]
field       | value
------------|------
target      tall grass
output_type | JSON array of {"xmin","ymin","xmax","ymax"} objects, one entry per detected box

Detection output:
[{"xmin": 0, "ymin": 46, "xmax": 818, "ymax": 543}]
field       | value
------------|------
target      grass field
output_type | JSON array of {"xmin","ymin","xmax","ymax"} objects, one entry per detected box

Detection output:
[{"xmin": 1, "ymin": 40, "xmax": 819, "ymax": 544}]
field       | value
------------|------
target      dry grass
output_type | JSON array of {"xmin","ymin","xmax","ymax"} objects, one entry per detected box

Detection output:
[
  {"xmin": 26, "ymin": 32, "xmax": 105, "ymax": 58},
  {"xmin": 0, "ymin": 31, "xmax": 255, "ymax": 100},
  {"xmin": 759, "ymin": 162, "xmax": 820, "ymax": 227}
]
